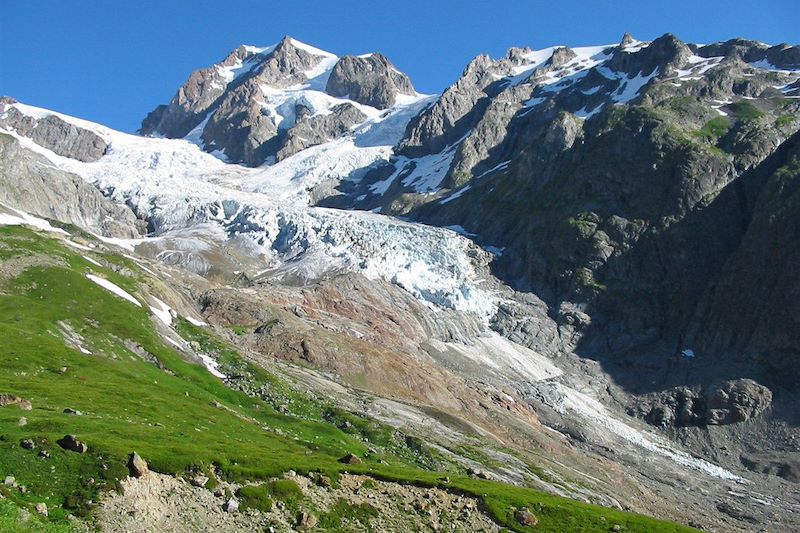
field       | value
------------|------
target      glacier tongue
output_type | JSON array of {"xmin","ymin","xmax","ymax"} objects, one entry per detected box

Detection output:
[{"xmin": 5, "ymin": 103, "xmax": 498, "ymax": 320}]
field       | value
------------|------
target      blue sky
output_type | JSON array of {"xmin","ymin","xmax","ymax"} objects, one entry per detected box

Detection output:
[{"xmin": 1, "ymin": 0, "xmax": 797, "ymax": 132}]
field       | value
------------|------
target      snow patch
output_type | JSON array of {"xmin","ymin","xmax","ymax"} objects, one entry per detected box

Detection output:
[
  {"xmin": 0, "ymin": 205, "xmax": 68, "ymax": 235},
  {"xmin": 185, "ymin": 316, "xmax": 208, "ymax": 327},
  {"xmin": 62, "ymin": 239, "xmax": 92, "ymax": 251},
  {"xmin": 82, "ymin": 255, "xmax": 103, "ymax": 267},
  {"xmin": 86, "ymin": 274, "xmax": 142, "ymax": 307},
  {"xmin": 149, "ymin": 296, "xmax": 173, "ymax": 326}
]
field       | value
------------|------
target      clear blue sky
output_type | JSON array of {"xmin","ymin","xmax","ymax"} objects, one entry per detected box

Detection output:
[{"xmin": 1, "ymin": 0, "xmax": 797, "ymax": 132}]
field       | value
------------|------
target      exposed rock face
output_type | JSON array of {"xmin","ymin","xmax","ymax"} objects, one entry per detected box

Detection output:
[
  {"xmin": 356, "ymin": 33, "xmax": 799, "ymax": 216},
  {"xmin": 139, "ymin": 46, "xmax": 263, "ymax": 138},
  {"xmin": 397, "ymin": 51, "xmax": 523, "ymax": 159},
  {"xmin": 686, "ymin": 133, "xmax": 800, "ymax": 390},
  {"xmin": 325, "ymin": 53, "xmax": 415, "ymax": 109},
  {"xmin": 200, "ymin": 36, "xmax": 332, "ymax": 164},
  {"xmin": 0, "ymin": 132, "xmax": 144, "ymax": 238},
  {"xmin": 696, "ymin": 38, "xmax": 800, "ymax": 70},
  {"xmin": 606, "ymin": 33, "xmax": 691, "ymax": 76},
  {"xmin": 140, "ymin": 37, "xmax": 415, "ymax": 166},
  {"xmin": 0, "ymin": 99, "xmax": 107, "ymax": 162},
  {"xmin": 276, "ymin": 103, "xmax": 366, "ymax": 161},
  {"xmin": 395, "ymin": 34, "xmax": 800, "ymax": 399},
  {"xmin": 200, "ymin": 79, "xmax": 280, "ymax": 165},
  {"xmin": 740, "ymin": 454, "xmax": 800, "ymax": 482}
]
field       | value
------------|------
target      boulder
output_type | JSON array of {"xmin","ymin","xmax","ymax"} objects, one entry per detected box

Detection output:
[
  {"xmin": 190, "ymin": 474, "xmax": 209, "ymax": 487},
  {"xmin": 296, "ymin": 510, "xmax": 318, "ymax": 530},
  {"xmin": 223, "ymin": 498, "xmax": 239, "ymax": 513},
  {"xmin": 20, "ymin": 439, "xmax": 35, "ymax": 450},
  {"xmin": 56, "ymin": 435, "xmax": 87, "ymax": 453},
  {"xmin": 514, "ymin": 507, "xmax": 539, "ymax": 526},
  {"xmin": 0, "ymin": 393, "xmax": 32, "ymax": 411},
  {"xmin": 338, "ymin": 453, "xmax": 362, "ymax": 465},
  {"xmin": 128, "ymin": 452, "xmax": 148, "ymax": 478},
  {"xmin": 35, "ymin": 503, "xmax": 48, "ymax": 517}
]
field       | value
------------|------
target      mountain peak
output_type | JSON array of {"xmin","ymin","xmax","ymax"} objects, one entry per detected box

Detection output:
[
  {"xmin": 276, "ymin": 35, "xmax": 336, "ymax": 58},
  {"xmin": 326, "ymin": 53, "xmax": 415, "ymax": 109},
  {"xmin": 620, "ymin": 32, "xmax": 636, "ymax": 47}
]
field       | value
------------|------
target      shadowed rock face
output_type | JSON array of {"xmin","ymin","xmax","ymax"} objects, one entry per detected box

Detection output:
[
  {"xmin": 638, "ymin": 379, "xmax": 773, "ymax": 428},
  {"xmin": 381, "ymin": 33, "xmax": 800, "ymax": 406},
  {"xmin": 0, "ymin": 99, "xmax": 107, "ymax": 162},
  {"xmin": 606, "ymin": 33, "xmax": 692, "ymax": 76},
  {"xmin": 325, "ymin": 53, "xmax": 415, "ymax": 109}
]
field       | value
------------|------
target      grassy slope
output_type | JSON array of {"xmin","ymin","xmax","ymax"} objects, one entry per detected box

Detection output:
[{"xmin": 0, "ymin": 225, "xmax": 696, "ymax": 532}]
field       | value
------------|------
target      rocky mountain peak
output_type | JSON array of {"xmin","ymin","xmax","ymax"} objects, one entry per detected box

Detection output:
[
  {"xmin": 506, "ymin": 47, "xmax": 534, "ymax": 64},
  {"xmin": 607, "ymin": 32, "xmax": 691, "ymax": 76},
  {"xmin": 248, "ymin": 36, "xmax": 332, "ymax": 88},
  {"xmin": 549, "ymin": 47, "xmax": 578, "ymax": 67},
  {"xmin": 697, "ymin": 38, "xmax": 800, "ymax": 70},
  {"xmin": 620, "ymin": 32, "xmax": 636, "ymax": 47},
  {"xmin": 325, "ymin": 52, "xmax": 415, "ymax": 109}
]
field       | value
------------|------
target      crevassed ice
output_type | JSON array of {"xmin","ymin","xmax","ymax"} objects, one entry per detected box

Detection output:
[{"xmin": 6, "ymin": 103, "xmax": 498, "ymax": 321}]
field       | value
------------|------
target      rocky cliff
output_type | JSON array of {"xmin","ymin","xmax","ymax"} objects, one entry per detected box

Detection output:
[{"xmin": 140, "ymin": 36, "xmax": 418, "ymax": 166}]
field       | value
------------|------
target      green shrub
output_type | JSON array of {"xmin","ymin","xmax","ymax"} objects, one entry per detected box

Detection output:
[
  {"xmin": 729, "ymin": 101, "xmax": 764, "ymax": 121},
  {"xmin": 776, "ymin": 114, "xmax": 794, "ymax": 128},
  {"xmin": 694, "ymin": 116, "xmax": 730, "ymax": 139},
  {"xmin": 318, "ymin": 499, "xmax": 379, "ymax": 531},
  {"xmin": 236, "ymin": 485, "xmax": 273, "ymax": 513},
  {"xmin": 266, "ymin": 479, "xmax": 303, "ymax": 511}
]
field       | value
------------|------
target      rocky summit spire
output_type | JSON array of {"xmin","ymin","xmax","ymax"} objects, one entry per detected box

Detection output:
[
  {"xmin": 620, "ymin": 32, "xmax": 635, "ymax": 47},
  {"xmin": 325, "ymin": 53, "xmax": 416, "ymax": 109}
]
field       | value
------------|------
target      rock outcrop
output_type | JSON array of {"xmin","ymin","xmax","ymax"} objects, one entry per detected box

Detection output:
[
  {"xmin": 0, "ymin": 98, "xmax": 107, "ymax": 162},
  {"xmin": 325, "ymin": 53, "xmax": 415, "ymax": 109},
  {"xmin": 0, "ymin": 132, "xmax": 144, "ymax": 238},
  {"xmin": 276, "ymin": 103, "xmax": 366, "ymax": 161},
  {"xmin": 57, "ymin": 434, "xmax": 88, "ymax": 453},
  {"xmin": 640, "ymin": 379, "xmax": 773, "ymax": 428},
  {"xmin": 128, "ymin": 452, "xmax": 149, "ymax": 478}
]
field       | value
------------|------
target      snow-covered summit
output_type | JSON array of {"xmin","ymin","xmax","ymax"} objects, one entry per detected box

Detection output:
[{"xmin": 141, "ymin": 35, "xmax": 424, "ymax": 167}]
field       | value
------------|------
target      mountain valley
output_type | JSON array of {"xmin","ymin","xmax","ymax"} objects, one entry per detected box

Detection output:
[{"xmin": 1, "ymin": 32, "xmax": 799, "ymax": 532}]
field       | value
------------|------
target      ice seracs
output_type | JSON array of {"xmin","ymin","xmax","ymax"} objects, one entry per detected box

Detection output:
[{"xmin": 2, "ymin": 101, "xmax": 498, "ymax": 320}]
